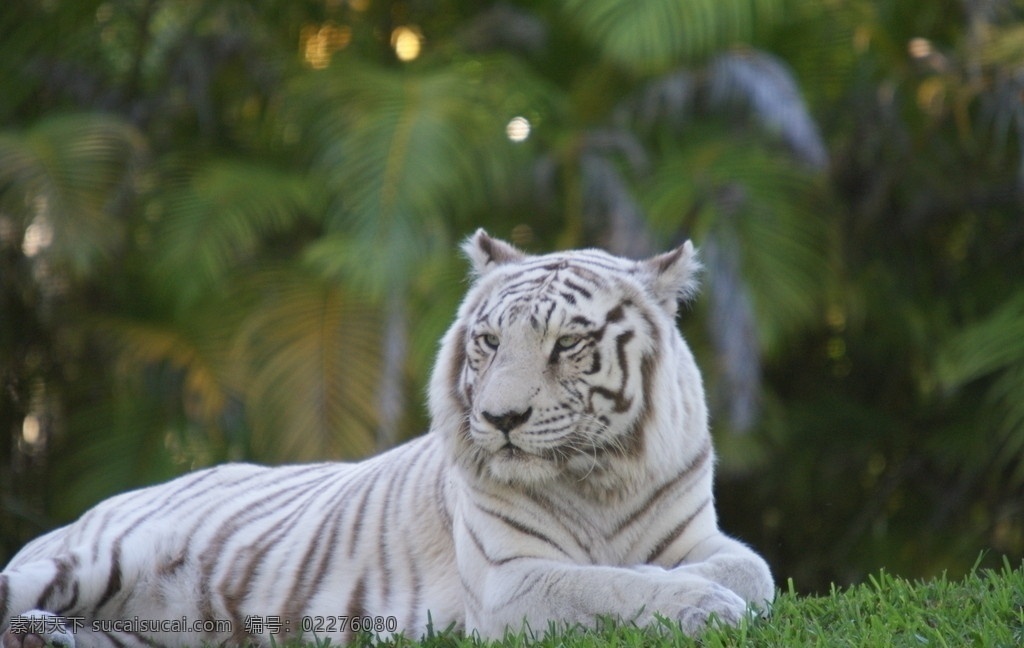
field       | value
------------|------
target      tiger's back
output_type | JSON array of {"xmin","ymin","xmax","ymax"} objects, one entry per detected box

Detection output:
[{"xmin": 1, "ymin": 434, "xmax": 461, "ymax": 646}]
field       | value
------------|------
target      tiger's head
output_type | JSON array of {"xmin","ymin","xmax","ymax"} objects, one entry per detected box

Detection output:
[{"xmin": 430, "ymin": 230, "xmax": 709, "ymax": 497}]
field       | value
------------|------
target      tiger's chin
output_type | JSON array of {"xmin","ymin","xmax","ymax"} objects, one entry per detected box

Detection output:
[{"xmin": 482, "ymin": 449, "xmax": 562, "ymax": 487}]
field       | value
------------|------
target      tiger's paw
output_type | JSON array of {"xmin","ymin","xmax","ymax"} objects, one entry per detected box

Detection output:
[
  {"xmin": 2, "ymin": 611, "xmax": 75, "ymax": 648},
  {"xmin": 670, "ymin": 583, "xmax": 747, "ymax": 635}
]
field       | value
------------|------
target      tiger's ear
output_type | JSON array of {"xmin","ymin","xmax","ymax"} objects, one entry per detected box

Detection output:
[
  {"xmin": 462, "ymin": 229, "xmax": 526, "ymax": 277},
  {"xmin": 641, "ymin": 240, "xmax": 702, "ymax": 316}
]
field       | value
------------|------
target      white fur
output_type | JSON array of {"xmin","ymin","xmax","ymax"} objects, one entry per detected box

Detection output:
[
  {"xmin": 434, "ymin": 231, "xmax": 772, "ymax": 635},
  {"xmin": 1, "ymin": 232, "xmax": 772, "ymax": 648}
]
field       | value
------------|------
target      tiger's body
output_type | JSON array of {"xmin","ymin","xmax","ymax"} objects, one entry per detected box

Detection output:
[
  {"xmin": 2, "ymin": 441, "xmax": 460, "ymax": 648},
  {"xmin": 1, "ymin": 231, "xmax": 773, "ymax": 648}
]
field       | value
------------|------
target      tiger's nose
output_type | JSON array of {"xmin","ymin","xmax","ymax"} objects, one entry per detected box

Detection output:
[{"xmin": 483, "ymin": 407, "xmax": 533, "ymax": 434}]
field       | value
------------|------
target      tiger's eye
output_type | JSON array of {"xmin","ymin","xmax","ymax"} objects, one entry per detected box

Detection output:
[
  {"xmin": 481, "ymin": 333, "xmax": 500, "ymax": 349},
  {"xmin": 555, "ymin": 334, "xmax": 581, "ymax": 351}
]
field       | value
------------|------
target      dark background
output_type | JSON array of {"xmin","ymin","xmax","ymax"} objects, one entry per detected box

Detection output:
[{"xmin": 2, "ymin": 0, "xmax": 1022, "ymax": 593}]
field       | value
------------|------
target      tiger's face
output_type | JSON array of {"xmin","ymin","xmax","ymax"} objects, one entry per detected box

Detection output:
[
  {"xmin": 433, "ymin": 230, "xmax": 702, "ymax": 491},
  {"xmin": 460, "ymin": 263, "xmax": 655, "ymax": 486}
]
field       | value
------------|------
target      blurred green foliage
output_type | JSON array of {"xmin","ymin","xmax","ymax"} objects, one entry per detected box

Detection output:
[{"xmin": 1, "ymin": 0, "xmax": 1022, "ymax": 592}]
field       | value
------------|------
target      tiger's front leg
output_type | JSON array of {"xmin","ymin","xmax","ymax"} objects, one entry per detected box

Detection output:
[
  {"xmin": 453, "ymin": 508, "xmax": 750, "ymax": 638},
  {"xmin": 461, "ymin": 557, "xmax": 749, "ymax": 638},
  {"xmin": 659, "ymin": 532, "xmax": 775, "ymax": 609}
]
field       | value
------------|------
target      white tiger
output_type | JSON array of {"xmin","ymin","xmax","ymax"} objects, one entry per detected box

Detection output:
[{"xmin": 0, "ymin": 230, "xmax": 773, "ymax": 648}]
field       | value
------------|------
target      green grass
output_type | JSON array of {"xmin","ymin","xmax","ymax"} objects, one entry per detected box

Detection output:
[{"xmin": 341, "ymin": 558, "xmax": 1024, "ymax": 648}]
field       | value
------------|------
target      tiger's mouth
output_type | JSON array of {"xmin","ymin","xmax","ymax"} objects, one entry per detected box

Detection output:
[
  {"xmin": 469, "ymin": 430, "xmax": 571, "ymax": 486},
  {"xmin": 499, "ymin": 442, "xmax": 522, "ymax": 457}
]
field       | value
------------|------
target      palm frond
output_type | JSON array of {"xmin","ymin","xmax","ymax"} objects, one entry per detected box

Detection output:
[
  {"xmin": 147, "ymin": 158, "xmax": 314, "ymax": 311},
  {"xmin": 987, "ymin": 362, "xmax": 1024, "ymax": 482},
  {"xmin": 91, "ymin": 315, "xmax": 232, "ymax": 428},
  {"xmin": 938, "ymin": 293, "xmax": 1024, "ymax": 480},
  {"xmin": 559, "ymin": 0, "xmax": 788, "ymax": 72},
  {"xmin": 547, "ymin": 129, "xmax": 654, "ymax": 256},
  {"xmin": 643, "ymin": 134, "xmax": 831, "ymax": 354},
  {"xmin": 706, "ymin": 50, "xmax": 828, "ymax": 168},
  {"xmin": 459, "ymin": 4, "xmax": 548, "ymax": 55},
  {"xmin": 52, "ymin": 391, "xmax": 183, "ymax": 522},
  {"xmin": 938, "ymin": 294, "xmax": 1024, "ymax": 389},
  {"xmin": 760, "ymin": 0, "xmax": 860, "ymax": 112},
  {"xmin": 578, "ymin": 149, "xmax": 652, "ymax": 257},
  {"xmin": 979, "ymin": 23, "xmax": 1024, "ymax": 67},
  {"xmin": 618, "ymin": 50, "xmax": 827, "ymax": 168},
  {"xmin": 286, "ymin": 57, "xmax": 549, "ymax": 292},
  {"xmin": 702, "ymin": 226, "xmax": 762, "ymax": 433},
  {"xmin": 0, "ymin": 113, "xmax": 145, "ymax": 279},
  {"xmin": 233, "ymin": 268, "xmax": 383, "ymax": 461},
  {"xmin": 86, "ymin": 266, "xmax": 389, "ymax": 465},
  {"xmin": 405, "ymin": 253, "xmax": 472, "ymax": 390},
  {"xmin": 613, "ymin": 69, "xmax": 697, "ymax": 131}
]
